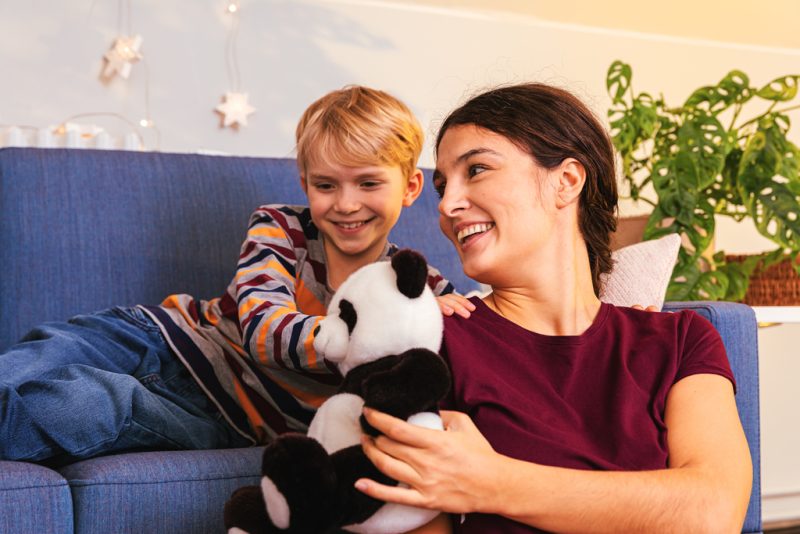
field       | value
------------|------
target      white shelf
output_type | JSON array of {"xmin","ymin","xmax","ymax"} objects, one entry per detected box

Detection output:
[{"xmin": 752, "ymin": 306, "xmax": 800, "ymax": 325}]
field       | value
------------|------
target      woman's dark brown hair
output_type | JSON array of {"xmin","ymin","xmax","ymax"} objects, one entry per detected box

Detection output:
[{"xmin": 435, "ymin": 83, "xmax": 618, "ymax": 296}]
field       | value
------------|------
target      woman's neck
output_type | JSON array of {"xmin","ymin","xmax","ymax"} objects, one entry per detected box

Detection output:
[
  {"xmin": 483, "ymin": 289, "xmax": 601, "ymax": 336},
  {"xmin": 483, "ymin": 231, "xmax": 602, "ymax": 336}
]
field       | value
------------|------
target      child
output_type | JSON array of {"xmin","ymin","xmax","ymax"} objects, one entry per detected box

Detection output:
[{"xmin": 0, "ymin": 86, "xmax": 473, "ymax": 464}]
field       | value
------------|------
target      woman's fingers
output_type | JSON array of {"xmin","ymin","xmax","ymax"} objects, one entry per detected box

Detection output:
[
  {"xmin": 363, "ymin": 407, "xmax": 438, "ymax": 448},
  {"xmin": 354, "ymin": 476, "xmax": 428, "ymax": 507},
  {"xmin": 362, "ymin": 435, "xmax": 422, "ymax": 484}
]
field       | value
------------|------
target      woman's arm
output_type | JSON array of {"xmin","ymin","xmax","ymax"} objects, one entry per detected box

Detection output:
[{"xmin": 357, "ymin": 373, "xmax": 751, "ymax": 533}]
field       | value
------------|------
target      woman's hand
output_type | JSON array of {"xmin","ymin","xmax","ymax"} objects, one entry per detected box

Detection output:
[
  {"xmin": 631, "ymin": 304, "xmax": 659, "ymax": 312},
  {"xmin": 356, "ymin": 409, "xmax": 502, "ymax": 514},
  {"xmin": 436, "ymin": 294, "xmax": 476, "ymax": 318}
]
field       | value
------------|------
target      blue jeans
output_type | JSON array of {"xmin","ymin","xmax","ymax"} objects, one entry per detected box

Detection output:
[{"xmin": 0, "ymin": 307, "xmax": 250, "ymax": 465}]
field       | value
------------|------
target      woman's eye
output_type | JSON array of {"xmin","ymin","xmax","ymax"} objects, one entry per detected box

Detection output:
[
  {"xmin": 468, "ymin": 164, "xmax": 487, "ymax": 177},
  {"xmin": 433, "ymin": 179, "xmax": 446, "ymax": 199}
]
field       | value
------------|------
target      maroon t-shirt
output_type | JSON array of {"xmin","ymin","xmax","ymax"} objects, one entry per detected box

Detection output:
[{"xmin": 441, "ymin": 298, "xmax": 735, "ymax": 533}]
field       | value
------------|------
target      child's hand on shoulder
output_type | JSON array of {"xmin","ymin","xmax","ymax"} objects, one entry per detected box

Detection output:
[{"xmin": 437, "ymin": 294, "xmax": 476, "ymax": 319}]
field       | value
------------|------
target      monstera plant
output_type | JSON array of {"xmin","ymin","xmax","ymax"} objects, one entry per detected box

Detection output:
[{"xmin": 607, "ymin": 60, "xmax": 800, "ymax": 301}]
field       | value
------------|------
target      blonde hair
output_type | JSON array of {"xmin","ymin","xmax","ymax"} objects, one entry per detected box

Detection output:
[{"xmin": 296, "ymin": 86, "xmax": 423, "ymax": 180}]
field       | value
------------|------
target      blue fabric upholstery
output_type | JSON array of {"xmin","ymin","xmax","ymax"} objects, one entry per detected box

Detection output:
[
  {"xmin": 0, "ymin": 147, "xmax": 761, "ymax": 532},
  {"xmin": 0, "ymin": 461, "xmax": 73, "ymax": 533},
  {"xmin": 663, "ymin": 301, "xmax": 761, "ymax": 533},
  {"xmin": 59, "ymin": 448, "xmax": 264, "ymax": 533}
]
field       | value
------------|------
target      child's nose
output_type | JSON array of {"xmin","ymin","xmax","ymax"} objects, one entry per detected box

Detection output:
[{"xmin": 335, "ymin": 189, "xmax": 361, "ymax": 213}]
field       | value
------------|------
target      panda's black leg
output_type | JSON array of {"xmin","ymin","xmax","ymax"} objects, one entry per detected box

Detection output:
[
  {"xmin": 224, "ymin": 485, "xmax": 276, "ymax": 534},
  {"xmin": 260, "ymin": 434, "xmax": 340, "ymax": 532},
  {"xmin": 331, "ymin": 444, "xmax": 399, "ymax": 527}
]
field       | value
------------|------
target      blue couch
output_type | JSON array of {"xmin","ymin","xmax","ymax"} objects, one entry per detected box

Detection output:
[{"xmin": 0, "ymin": 147, "xmax": 761, "ymax": 533}]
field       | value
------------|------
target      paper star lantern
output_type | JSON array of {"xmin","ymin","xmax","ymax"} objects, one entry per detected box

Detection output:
[
  {"xmin": 215, "ymin": 92, "xmax": 256, "ymax": 128},
  {"xmin": 102, "ymin": 35, "xmax": 143, "ymax": 79}
]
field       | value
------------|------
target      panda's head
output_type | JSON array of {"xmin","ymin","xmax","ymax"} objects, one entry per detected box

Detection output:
[{"xmin": 313, "ymin": 249, "xmax": 444, "ymax": 376}]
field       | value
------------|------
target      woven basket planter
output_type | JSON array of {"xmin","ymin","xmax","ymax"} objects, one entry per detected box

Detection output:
[{"xmin": 726, "ymin": 254, "xmax": 800, "ymax": 306}]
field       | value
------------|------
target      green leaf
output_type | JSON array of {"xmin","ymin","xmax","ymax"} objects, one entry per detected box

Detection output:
[
  {"xmin": 607, "ymin": 61, "xmax": 632, "ymax": 105},
  {"xmin": 715, "ymin": 253, "xmax": 762, "ymax": 301},
  {"xmin": 738, "ymin": 116, "xmax": 800, "ymax": 250},
  {"xmin": 756, "ymin": 75, "xmax": 800, "ymax": 102},
  {"xmin": 684, "ymin": 70, "xmax": 752, "ymax": 114},
  {"xmin": 676, "ymin": 112, "xmax": 731, "ymax": 189}
]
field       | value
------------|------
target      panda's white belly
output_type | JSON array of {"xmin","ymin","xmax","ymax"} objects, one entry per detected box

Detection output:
[
  {"xmin": 307, "ymin": 393, "xmax": 365, "ymax": 454},
  {"xmin": 307, "ymin": 394, "xmax": 445, "ymax": 455}
]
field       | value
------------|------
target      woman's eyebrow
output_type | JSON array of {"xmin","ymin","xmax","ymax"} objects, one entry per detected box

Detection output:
[
  {"xmin": 434, "ymin": 147, "xmax": 503, "ymax": 180},
  {"xmin": 456, "ymin": 147, "xmax": 502, "ymax": 163}
]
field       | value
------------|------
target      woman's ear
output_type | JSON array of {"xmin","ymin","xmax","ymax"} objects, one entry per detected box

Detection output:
[
  {"xmin": 402, "ymin": 168, "xmax": 425, "ymax": 207},
  {"xmin": 555, "ymin": 158, "xmax": 586, "ymax": 209}
]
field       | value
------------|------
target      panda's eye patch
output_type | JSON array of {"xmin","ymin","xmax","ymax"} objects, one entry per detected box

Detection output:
[{"xmin": 338, "ymin": 299, "xmax": 357, "ymax": 335}]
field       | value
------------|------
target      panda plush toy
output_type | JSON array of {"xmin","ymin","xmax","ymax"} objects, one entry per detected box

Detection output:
[{"xmin": 224, "ymin": 249, "xmax": 451, "ymax": 534}]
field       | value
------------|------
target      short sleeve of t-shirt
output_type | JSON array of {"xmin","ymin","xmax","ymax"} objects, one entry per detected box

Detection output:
[{"xmin": 674, "ymin": 310, "xmax": 735, "ymax": 391}]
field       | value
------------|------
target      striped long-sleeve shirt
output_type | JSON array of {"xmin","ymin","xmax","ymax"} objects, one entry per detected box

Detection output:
[{"xmin": 141, "ymin": 205, "xmax": 454, "ymax": 443}]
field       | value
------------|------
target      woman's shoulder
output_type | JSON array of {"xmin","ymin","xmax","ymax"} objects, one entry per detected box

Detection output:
[{"xmin": 605, "ymin": 303, "xmax": 718, "ymax": 342}]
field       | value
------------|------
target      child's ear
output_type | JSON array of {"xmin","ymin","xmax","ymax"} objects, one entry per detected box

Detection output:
[
  {"xmin": 402, "ymin": 169, "xmax": 424, "ymax": 207},
  {"xmin": 555, "ymin": 158, "xmax": 586, "ymax": 209},
  {"xmin": 299, "ymin": 175, "xmax": 308, "ymax": 195}
]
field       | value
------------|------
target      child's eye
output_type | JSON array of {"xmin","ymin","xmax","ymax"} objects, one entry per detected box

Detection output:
[
  {"xmin": 360, "ymin": 180, "xmax": 381, "ymax": 189},
  {"xmin": 313, "ymin": 182, "xmax": 335, "ymax": 191}
]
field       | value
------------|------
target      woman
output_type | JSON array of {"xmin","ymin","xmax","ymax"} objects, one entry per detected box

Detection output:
[{"xmin": 355, "ymin": 83, "xmax": 752, "ymax": 533}]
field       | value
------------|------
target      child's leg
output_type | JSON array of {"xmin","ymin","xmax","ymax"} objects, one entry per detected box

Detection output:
[{"xmin": 0, "ymin": 306, "xmax": 249, "ymax": 464}]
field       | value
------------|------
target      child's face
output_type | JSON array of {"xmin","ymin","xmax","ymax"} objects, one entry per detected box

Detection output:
[{"xmin": 302, "ymin": 160, "xmax": 422, "ymax": 269}]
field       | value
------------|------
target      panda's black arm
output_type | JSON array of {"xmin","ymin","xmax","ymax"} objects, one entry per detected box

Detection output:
[
  {"xmin": 360, "ymin": 349, "xmax": 451, "ymax": 422},
  {"xmin": 338, "ymin": 355, "xmax": 403, "ymax": 397}
]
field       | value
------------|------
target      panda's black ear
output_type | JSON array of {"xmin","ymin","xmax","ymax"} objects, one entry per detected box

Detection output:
[{"xmin": 391, "ymin": 249, "xmax": 428, "ymax": 299}]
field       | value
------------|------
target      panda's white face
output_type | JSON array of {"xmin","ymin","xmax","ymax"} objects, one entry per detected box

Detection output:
[{"xmin": 313, "ymin": 253, "xmax": 443, "ymax": 376}]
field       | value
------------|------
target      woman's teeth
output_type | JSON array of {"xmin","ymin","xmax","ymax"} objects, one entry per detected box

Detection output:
[{"xmin": 457, "ymin": 223, "xmax": 495, "ymax": 244}]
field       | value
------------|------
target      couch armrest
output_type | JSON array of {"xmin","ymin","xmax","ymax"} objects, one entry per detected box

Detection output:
[{"xmin": 663, "ymin": 301, "xmax": 761, "ymax": 533}]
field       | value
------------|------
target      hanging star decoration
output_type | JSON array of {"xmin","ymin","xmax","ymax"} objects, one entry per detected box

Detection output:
[
  {"xmin": 102, "ymin": 35, "xmax": 143, "ymax": 80},
  {"xmin": 215, "ymin": 92, "xmax": 256, "ymax": 128}
]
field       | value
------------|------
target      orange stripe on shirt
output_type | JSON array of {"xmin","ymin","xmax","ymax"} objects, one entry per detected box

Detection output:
[
  {"xmin": 160, "ymin": 295, "xmax": 197, "ymax": 326},
  {"xmin": 255, "ymin": 306, "xmax": 294, "ymax": 364},
  {"xmin": 249, "ymin": 226, "xmax": 287, "ymax": 239},
  {"xmin": 263, "ymin": 368, "xmax": 329, "ymax": 408},
  {"xmin": 232, "ymin": 379, "xmax": 266, "ymax": 432},
  {"xmin": 295, "ymin": 278, "xmax": 327, "ymax": 316},
  {"xmin": 303, "ymin": 316, "xmax": 323, "ymax": 370},
  {"xmin": 235, "ymin": 259, "xmax": 292, "ymax": 282}
]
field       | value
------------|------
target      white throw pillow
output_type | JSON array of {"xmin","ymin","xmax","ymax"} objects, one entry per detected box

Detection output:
[{"xmin": 599, "ymin": 233, "xmax": 682, "ymax": 310}]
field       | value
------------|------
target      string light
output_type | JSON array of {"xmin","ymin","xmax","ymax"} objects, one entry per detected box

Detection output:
[
  {"xmin": 102, "ymin": 35, "xmax": 142, "ymax": 79},
  {"xmin": 215, "ymin": 0, "xmax": 255, "ymax": 129},
  {"xmin": 92, "ymin": 0, "xmax": 160, "ymax": 149}
]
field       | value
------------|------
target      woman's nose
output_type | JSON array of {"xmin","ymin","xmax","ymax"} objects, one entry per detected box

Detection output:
[{"xmin": 438, "ymin": 181, "xmax": 468, "ymax": 217}]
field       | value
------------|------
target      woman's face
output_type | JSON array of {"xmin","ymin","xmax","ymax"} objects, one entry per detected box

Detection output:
[{"xmin": 434, "ymin": 124, "xmax": 560, "ymax": 285}]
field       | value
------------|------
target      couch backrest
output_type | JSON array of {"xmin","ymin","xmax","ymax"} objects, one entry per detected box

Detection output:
[{"xmin": 0, "ymin": 147, "xmax": 477, "ymax": 350}]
